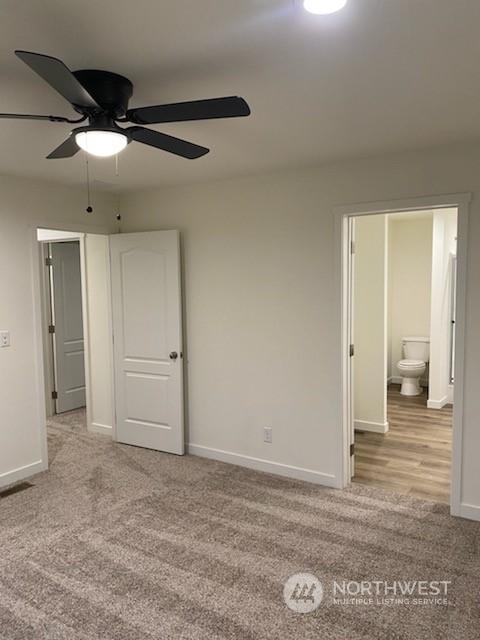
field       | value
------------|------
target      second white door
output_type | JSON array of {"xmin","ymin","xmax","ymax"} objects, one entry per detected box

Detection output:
[
  {"xmin": 50, "ymin": 241, "xmax": 86, "ymax": 413},
  {"xmin": 110, "ymin": 230, "xmax": 184, "ymax": 454}
]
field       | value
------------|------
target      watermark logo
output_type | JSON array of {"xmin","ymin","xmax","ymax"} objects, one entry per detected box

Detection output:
[
  {"xmin": 283, "ymin": 574, "xmax": 452, "ymax": 611},
  {"xmin": 332, "ymin": 580, "xmax": 451, "ymax": 607},
  {"xmin": 283, "ymin": 573, "xmax": 323, "ymax": 613}
]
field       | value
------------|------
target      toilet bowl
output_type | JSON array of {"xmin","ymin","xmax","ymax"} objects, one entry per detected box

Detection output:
[
  {"xmin": 397, "ymin": 359, "xmax": 426, "ymax": 396},
  {"xmin": 396, "ymin": 336, "xmax": 430, "ymax": 396}
]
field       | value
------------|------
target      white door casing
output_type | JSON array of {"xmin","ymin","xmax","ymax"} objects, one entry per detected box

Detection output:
[
  {"xmin": 50, "ymin": 241, "xmax": 86, "ymax": 413},
  {"xmin": 110, "ymin": 230, "xmax": 184, "ymax": 454},
  {"xmin": 347, "ymin": 218, "xmax": 356, "ymax": 477}
]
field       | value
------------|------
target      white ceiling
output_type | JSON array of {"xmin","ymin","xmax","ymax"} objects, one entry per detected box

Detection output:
[{"xmin": 0, "ymin": 0, "xmax": 479, "ymax": 191}]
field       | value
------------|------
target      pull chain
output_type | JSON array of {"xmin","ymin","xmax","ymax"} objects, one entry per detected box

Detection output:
[
  {"xmin": 85, "ymin": 153, "xmax": 93, "ymax": 213},
  {"xmin": 116, "ymin": 193, "xmax": 122, "ymax": 231},
  {"xmin": 114, "ymin": 154, "xmax": 121, "ymax": 228}
]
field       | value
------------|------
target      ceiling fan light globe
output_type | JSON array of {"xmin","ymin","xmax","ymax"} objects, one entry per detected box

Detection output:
[
  {"xmin": 303, "ymin": 0, "xmax": 348, "ymax": 14},
  {"xmin": 75, "ymin": 130, "xmax": 127, "ymax": 157}
]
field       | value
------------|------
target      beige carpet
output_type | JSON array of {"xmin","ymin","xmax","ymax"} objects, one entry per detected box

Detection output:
[{"xmin": 0, "ymin": 410, "xmax": 479, "ymax": 639}]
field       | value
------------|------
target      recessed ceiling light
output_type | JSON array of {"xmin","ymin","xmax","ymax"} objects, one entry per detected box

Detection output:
[
  {"xmin": 75, "ymin": 130, "xmax": 128, "ymax": 157},
  {"xmin": 303, "ymin": 0, "xmax": 348, "ymax": 15}
]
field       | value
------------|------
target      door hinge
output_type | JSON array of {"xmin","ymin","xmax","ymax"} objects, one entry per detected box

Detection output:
[
  {"xmin": 45, "ymin": 257, "xmax": 53, "ymax": 266},
  {"xmin": 48, "ymin": 325, "xmax": 55, "ymax": 334},
  {"xmin": 52, "ymin": 390, "xmax": 58, "ymax": 400},
  {"xmin": 350, "ymin": 240, "xmax": 355, "ymax": 254},
  {"xmin": 349, "ymin": 344, "xmax": 354, "ymax": 357},
  {"xmin": 350, "ymin": 443, "xmax": 355, "ymax": 456}
]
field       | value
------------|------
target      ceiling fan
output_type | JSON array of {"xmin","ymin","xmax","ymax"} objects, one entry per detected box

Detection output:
[{"xmin": 0, "ymin": 50, "xmax": 251, "ymax": 159}]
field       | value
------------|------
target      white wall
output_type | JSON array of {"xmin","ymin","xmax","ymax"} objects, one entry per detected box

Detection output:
[
  {"xmin": 84, "ymin": 234, "xmax": 115, "ymax": 435},
  {"xmin": 353, "ymin": 215, "xmax": 388, "ymax": 433},
  {"xmin": 0, "ymin": 175, "xmax": 116, "ymax": 487},
  {"xmin": 119, "ymin": 143, "xmax": 480, "ymax": 517},
  {"xmin": 429, "ymin": 209, "xmax": 457, "ymax": 409},
  {"xmin": 388, "ymin": 214, "xmax": 433, "ymax": 381},
  {"xmin": 123, "ymin": 172, "xmax": 340, "ymax": 486}
]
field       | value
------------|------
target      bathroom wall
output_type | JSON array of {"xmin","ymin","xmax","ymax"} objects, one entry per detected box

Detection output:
[
  {"xmin": 388, "ymin": 213, "xmax": 433, "ymax": 381},
  {"xmin": 429, "ymin": 209, "xmax": 457, "ymax": 408},
  {"xmin": 353, "ymin": 215, "xmax": 388, "ymax": 432}
]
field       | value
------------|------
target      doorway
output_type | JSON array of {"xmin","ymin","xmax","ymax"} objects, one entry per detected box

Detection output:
[
  {"xmin": 35, "ymin": 227, "xmax": 185, "ymax": 463},
  {"xmin": 338, "ymin": 194, "xmax": 470, "ymax": 516},
  {"xmin": 37, "ymin": 230, "xmax": 87, "ymax": 418}
]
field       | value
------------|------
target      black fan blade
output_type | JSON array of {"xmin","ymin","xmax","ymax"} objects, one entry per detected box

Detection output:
[
  {"xmin": 128, "ymin": 126, "xmax": 209, "ymax": 159},
  {"xmin": 15, "ymin": 50, "xmax": 100, "ymax": 111},
  {"xmin": 47, "ymin": 135, "xmax": 80, "ymax": 159},
  {"xmin": 127, "ymin": 96, "xmax": 250, "ymax": 125},
  {"xmin": 0, "ymin": 112, "xmax": 81, "ymax": 122}
]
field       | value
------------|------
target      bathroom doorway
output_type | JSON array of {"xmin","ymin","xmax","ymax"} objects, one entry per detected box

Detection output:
[{"xmin": 339, "ymin": 195, "xmax": 468, "ymax": 513}]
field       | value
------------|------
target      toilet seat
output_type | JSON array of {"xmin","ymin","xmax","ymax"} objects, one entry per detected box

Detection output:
[{"xmin": 397, "ymin": 359, "xmax": 425, "ymax": 370}]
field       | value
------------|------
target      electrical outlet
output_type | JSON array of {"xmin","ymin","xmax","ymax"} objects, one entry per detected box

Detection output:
[
  {"xmin": 264, "ymin": 426, "xmax": 272, "ymax": 444},
  {"xmin": 0, "ymin": 331, "xmax": 10, "ymax": 348}
]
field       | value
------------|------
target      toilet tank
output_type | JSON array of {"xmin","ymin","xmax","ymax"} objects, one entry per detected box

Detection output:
[{"xmin": 403, "ymin": 336, "xmax": 430, "ymax": 361}]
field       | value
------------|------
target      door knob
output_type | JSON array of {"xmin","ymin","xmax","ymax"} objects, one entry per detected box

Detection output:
[{"xmin": 169, "ymin": 351, "xmax": 178, "ymax": 360}]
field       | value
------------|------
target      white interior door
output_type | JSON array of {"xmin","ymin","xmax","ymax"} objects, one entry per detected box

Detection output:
[
  {"xmin": 110, "ymin": 230, "xmax": 184, "ymax": 454},
  {"xmin": 50, "ymin": 241, "xmax": 86, "ymax": 413}
]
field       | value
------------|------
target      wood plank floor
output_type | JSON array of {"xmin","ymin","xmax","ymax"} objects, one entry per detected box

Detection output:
[{"xmin": 353, "ymin": 384, "xmax": 452, "ymax": 503}]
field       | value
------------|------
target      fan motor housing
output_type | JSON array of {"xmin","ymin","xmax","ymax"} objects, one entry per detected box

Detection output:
[{"xmin": 73, "ymin": 69, "xmax": 133, "ymax": 117}]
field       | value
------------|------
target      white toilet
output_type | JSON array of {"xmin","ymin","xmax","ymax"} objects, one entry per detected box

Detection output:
[{"xmin": 397, "ymin": 336, "xmax": 430, "ymax": 396}]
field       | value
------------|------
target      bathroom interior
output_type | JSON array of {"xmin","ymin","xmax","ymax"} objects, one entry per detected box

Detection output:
[{"xmin": 352, "ymin": 208, "xmax": 458, "ymax": 503}]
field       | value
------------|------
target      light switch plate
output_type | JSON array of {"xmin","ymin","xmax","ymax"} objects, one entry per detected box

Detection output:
[{"xmin": 0, "ymin": 331, "xmax": 10, "ymax": 347}]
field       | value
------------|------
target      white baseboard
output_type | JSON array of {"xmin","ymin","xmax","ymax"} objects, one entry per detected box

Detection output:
[
  {"xmin": 458, "ymin": 502, "xmax": 480, "ymax": 522},
  {"xmin": 447, "ymin": 384, "xmax": 454, "ymax": 404},
  {"xmin": 188, "ymin": 443, "xmax": 340, "ymax": 488},
  {"xmin": 0, "ymin": 459, "xmax": 47, "ymax": 489},
  {"xmin": 427, "ymin": 396, "xmax": 448, "ymax": 410},
  {"xmin": 354, "ymin": 419, "xmax": 389, "ymax": 434},
  {"xmin": 89, "ymin": 422, "xmax": 113, "ymax": 436}
]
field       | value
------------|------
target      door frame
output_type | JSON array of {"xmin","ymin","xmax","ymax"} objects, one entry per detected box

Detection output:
[
  {"xmin": 37, "ymin": 232, "xmax": 90, "ymax": 418},
  {"xmin": 334, "ymin": 192, "xmax": 471, "ymax": 517},
  {"xmin": 31, "ymin": 223, "xmax": 113, "ymax": 474},
  {"xmin": 39, "ymin": 241, "xmax": 56, "ymax": 417},
  {"xmin": 346, "ymin": 217, "xmax": 356, "ymax": 478}
]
